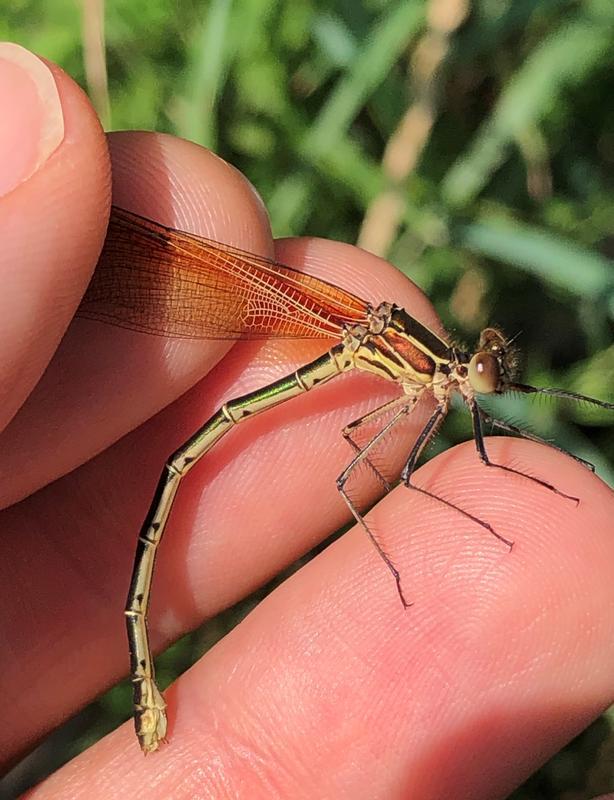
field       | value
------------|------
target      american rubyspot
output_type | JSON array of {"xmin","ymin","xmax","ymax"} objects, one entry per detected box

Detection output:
[{"xmin": 78, "ymin": 205, "xmax": 613, "ymax": 753}]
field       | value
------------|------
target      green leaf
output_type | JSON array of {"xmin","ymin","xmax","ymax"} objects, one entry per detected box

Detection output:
[{"xmin": 455, "ymin": 218, "xmax": 614, "ymax": 303}]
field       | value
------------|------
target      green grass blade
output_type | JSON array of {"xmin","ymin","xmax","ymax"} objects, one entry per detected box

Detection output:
[
  {"xmin": 442, "ymin": 11, "xmax": 614, "ymax": 207},
  {"xmin": 181, "ymin": 0, "xmax": 233, "ymax": 149},
  {"xmin": 304, "ymin": 1, "xmax": 424, "ymax": 158}
]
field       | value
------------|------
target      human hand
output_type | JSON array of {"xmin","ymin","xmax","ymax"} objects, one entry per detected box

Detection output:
[{"xmin": 1, "ymin": 43, "xmax": 613, "ymax": 799}]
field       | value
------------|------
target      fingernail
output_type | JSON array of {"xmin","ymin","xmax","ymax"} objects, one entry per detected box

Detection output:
[{"xmin": 0, "ymin": 43, "xmax": 65, "ymax": 197}]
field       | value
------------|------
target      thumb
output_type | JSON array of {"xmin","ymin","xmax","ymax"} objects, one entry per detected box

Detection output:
[{"xmin": 0, "ymin": 42, "xmax": 110, "ymax": 432}]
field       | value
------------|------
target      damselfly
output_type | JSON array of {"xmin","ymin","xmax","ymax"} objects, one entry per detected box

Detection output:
[{"xmin": 78, "ymin": 206, "xmax": 614, "ymax": 753}]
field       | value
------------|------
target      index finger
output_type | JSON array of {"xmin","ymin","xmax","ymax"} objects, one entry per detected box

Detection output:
[{"xmin": 21, "ymin": 439, "xmax": 614, "ymax": 799}]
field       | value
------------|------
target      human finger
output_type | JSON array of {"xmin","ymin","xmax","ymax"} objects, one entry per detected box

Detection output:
[
  {"xmin": 24, "ymin": 439, "xmax": 614, "ymax": 799},
  {"xmin": 0, "ymin": 42, "xmax": 110, "ymax": 434}
]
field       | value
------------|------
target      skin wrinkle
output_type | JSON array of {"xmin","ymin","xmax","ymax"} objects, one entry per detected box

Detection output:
[{"xmin": 196, "ymin": 694, "xmax": 295, "ymax": 800}]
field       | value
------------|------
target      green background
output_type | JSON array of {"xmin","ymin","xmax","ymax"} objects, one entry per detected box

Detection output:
[{"xmin": 2, "ymin": 0, "xmax": 613, "ymax": 797}]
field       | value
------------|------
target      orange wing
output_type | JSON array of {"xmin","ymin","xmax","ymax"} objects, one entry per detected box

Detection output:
[{"xmin": 77, "ymin": 207, "xmax": 370, "ymax": 340}]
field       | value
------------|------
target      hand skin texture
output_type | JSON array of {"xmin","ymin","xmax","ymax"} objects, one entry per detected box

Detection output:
[{"xmin": 1, "ymin": 44, "xmax": 614, "ymax": 800}]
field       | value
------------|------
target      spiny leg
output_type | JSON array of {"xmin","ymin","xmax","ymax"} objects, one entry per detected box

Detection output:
[
  {"xmin": 337, "ymin": 400, "xmax": 420, "ymax": 608},
  {"xmin": 470, "ymin": 401, "xmax": 580, "ymax": 503},
  {"xmin": 343, "ymin": 395, "xmax": 413, "ymax": 493},
  {"xmin": 124, "ymin": 350, "xmax": 345, "ymax": 752},
  {"xmin": 479, "ymin": 409, "xmax": 595, "ymax": 471},
  {"xmin": 400, "ymin": 403, "xmax": 515, "ymax": 550}
]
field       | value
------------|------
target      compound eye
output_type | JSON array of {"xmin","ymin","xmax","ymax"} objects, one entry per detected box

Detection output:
[{"xmin": 468, "ymin": 352, "xmax": 499, "ymax": 394}]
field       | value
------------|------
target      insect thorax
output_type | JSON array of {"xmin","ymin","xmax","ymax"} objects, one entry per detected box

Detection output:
[{"xmin": 343, "ymin": 303, "xmax": 450, "ymax": 386}]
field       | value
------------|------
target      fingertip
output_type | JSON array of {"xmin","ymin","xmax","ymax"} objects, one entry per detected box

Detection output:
[
  {"xmin": 108, "ymin": 130, "xmax": 272, "ymax": 255},
  {"xmin": 0, "ymin": 43, "xmax": 65, "ymax": 197},
  {"xmin": 387, "ymin": 436, "xmax": 614, "ymax": 587}
]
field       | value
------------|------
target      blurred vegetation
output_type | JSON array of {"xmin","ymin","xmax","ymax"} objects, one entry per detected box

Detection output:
[{"xmin": 2, "ymin": 0, "xmax": 613, "ymax": 797}]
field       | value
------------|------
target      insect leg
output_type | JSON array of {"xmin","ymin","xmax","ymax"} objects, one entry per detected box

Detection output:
[
  {"xmin": 479, "ymin": 410, "xmax": 595, "ymax": 471},
  {"xmin": 343, "ymin": 394, "xmax": 414, "ymax": 492},
  {"xmin": 400, "ymin": 403, "xmax": 515, "ymax": 549},
  {"xmin": 470, "ymin": 401, "xmax": 580, "ymax": 503},
  {"xmin": 337, "ymin": 399, "xmax": 421, "ymax": 607}
]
